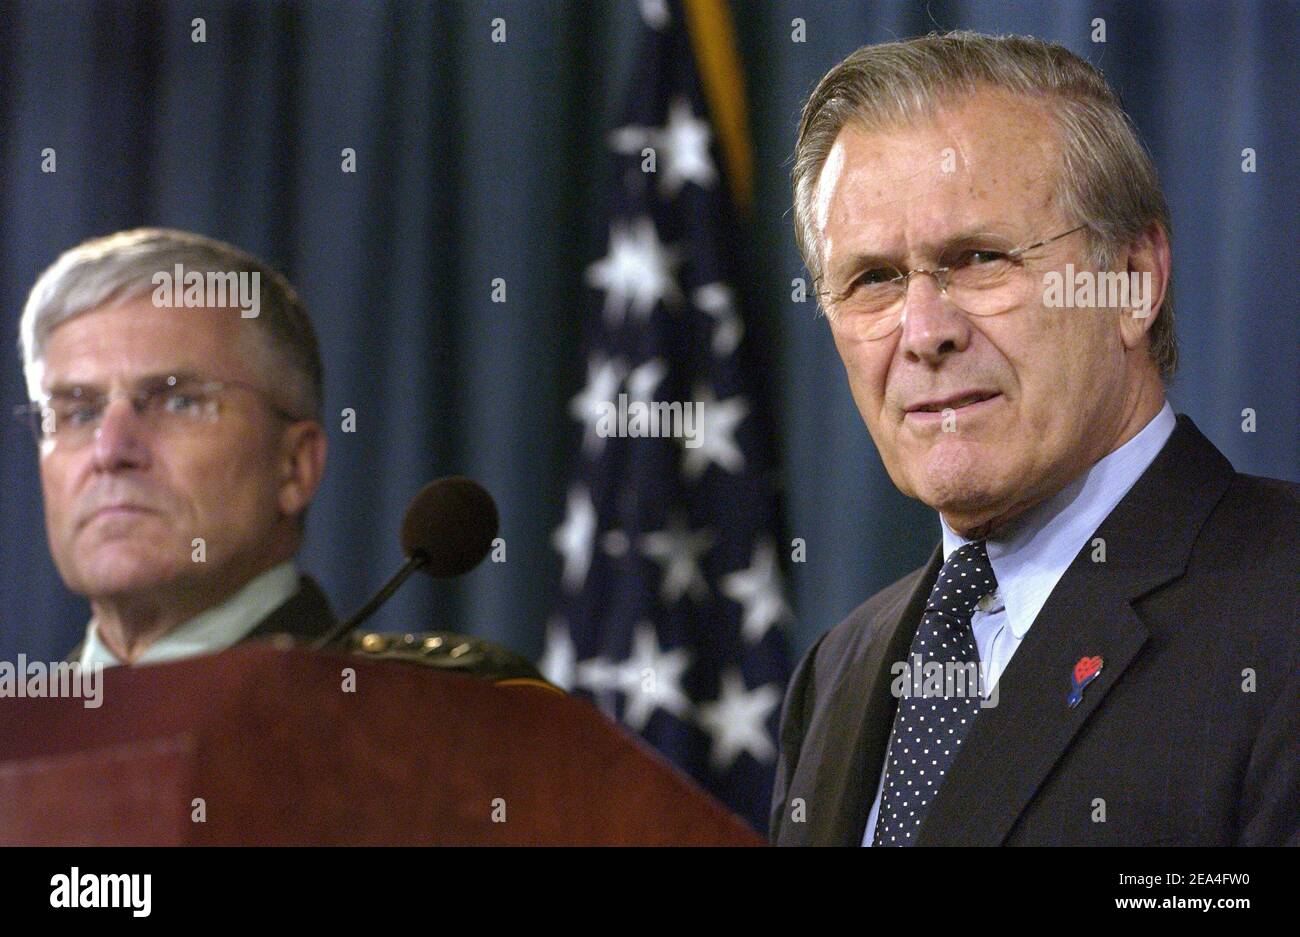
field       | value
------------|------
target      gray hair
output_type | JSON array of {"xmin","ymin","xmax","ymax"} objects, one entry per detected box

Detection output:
[
  {"xmin": 19, "ymin": 227, "xmax": 324, "ymax": 417},
  {"xmin": 793, "ymin": 30, "xmax": 1177, "ymax": 377}
]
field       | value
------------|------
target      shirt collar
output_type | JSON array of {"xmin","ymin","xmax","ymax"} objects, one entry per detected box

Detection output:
[
  {"xmin": 940, "ymin": 401, "xmax": 1176, "ymax": 639},
  {"xmin": 80, "ymin": 560, "xmax": 300, "ymax": 668}
]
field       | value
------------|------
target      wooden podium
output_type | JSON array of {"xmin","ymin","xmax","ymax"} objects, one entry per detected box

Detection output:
[{"xmin": 0, "ymin": 644, "xmax": 765, "ymax": 845}]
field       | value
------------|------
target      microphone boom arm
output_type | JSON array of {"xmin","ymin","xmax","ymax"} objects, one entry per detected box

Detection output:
[{"xmin": 313, "ymin": 550, "xmax": 430, "ymax": 650}]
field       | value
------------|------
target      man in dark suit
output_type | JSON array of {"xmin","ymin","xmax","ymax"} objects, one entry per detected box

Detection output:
[
  {"xmin": 17, "ymin": 228, "xmax": 334, "ymax": 666},
  {"xmin": 772, "ymin": 32, "xmax": 1298, "ymax": 846}
]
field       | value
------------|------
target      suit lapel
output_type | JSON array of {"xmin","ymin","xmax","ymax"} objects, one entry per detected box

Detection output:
[
  {"xmin": 804, "ymin": 544, "xmax": 943, "ymax": 846},
  {"xmin": 916, "ymin": 414, "xmax": 1235, "ymax": 845},
  {"xmin": 915, "ymin": 566, "xmax": 1148, "ymax": 845},
  {"xmin": 244, "ymin": 574, "xmax": 336, "ymax": 643}
]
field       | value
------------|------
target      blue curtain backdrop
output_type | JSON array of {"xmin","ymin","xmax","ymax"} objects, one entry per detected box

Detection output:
[{"xmin": 1, "ymin": 0, "xmax": 1296, "ymax": 667}]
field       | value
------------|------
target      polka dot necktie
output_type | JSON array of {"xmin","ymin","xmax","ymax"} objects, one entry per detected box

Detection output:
[{"xmin": 872, "ymin": 539, "xmax": 998, "ymax": 846}]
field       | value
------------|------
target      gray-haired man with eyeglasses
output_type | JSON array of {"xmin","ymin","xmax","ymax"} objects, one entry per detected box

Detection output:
[
  {"xmin": 771, "ymin": 32, "xmax": 1298, "ymax": 846},
  {"xmin": 16, "ymin": 228, "xmax": 334, "ymax": 666}
]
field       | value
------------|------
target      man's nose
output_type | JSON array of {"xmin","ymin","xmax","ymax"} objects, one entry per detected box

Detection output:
[
  {"xmin": 896, "ymin": 272, "xmax": 972, "ymax": 364},
  {"xmin": 90, "ymin": 398, "xmax": 151, "ymax": 471}
]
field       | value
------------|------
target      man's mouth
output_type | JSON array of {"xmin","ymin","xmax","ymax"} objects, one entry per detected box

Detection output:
[
  {"xmin": 907, "ymin": 391, "xmax": 1001, "ymax": 414},
  {"xmin": 81, "ymin": 504, "xmax": 157, "ymax": 529}
]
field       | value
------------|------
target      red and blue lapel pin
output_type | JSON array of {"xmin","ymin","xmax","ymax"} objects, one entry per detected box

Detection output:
[{"xmin": 1068, "ymin": 656, "xmax": 1104, "ymax": 708}]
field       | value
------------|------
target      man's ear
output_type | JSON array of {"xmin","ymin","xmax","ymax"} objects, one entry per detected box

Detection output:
[
  {"xmin": 1118, "ymin": 221, "xmax": 1171, "ymax": 351},
  {"xmin": 277, "ymin": 420, "xmax": 327, "ymax": 519}
]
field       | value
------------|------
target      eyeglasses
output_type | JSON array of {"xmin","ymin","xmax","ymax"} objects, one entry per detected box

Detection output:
[
  {"xmin": 13, "ymin": 374, "xmax": 305, "ymax": 448},
  {"xmin": 816, "ymin": 225, "xmax": 1088, "ymax": 340}
]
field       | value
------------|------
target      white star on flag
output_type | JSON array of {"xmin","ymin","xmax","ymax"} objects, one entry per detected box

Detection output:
[
  {"xmin": 615, "ymin": 623, "xmax": 693, "ymax": 732},
  {"xmin": 538, "ymin": 617, "xmax": 577, "ymax": 690},
  {"xmin": 625, "ymin": 357, "xmax": 667, "ymax": 403},
  {"xmin": 638, "ymin": 0, "xmax": 669, "ymax": 30},
  {"xmin": 574, "ymin": 655, "xmax": 621, "ymax": 719},
  {"xmin": 693, "ymin": 282, "xmax": 743, "ymax": 357},
  {"xmin": 609, "ymin": 96, "xmax": 717, "ymax": 198},
  {"xmin": 680, "ymin": 385, "xmax": 748, "ymax": 480},
  {"xmin": 569, "ymin": 353, "xmax": 628, "ymax": 455},
  {"xmin": 696, "ymin": 668, "xmax": 781, "ymax": 771},
  {"xmin": 552, "ymin": 485, "xmax": 597, "ymax": 593},
  {"xmin": 657, "ymin": 96, "xmax": 717, "ymax": 195},
  {"xmin": 640, "ymin": 513, "xmax": 714, "ymax": 604},
  {"xmin": 584, "ymin": 216, "xmax": 681, "ymax": 326},
  {"xmin": 721, "ymin": 539, "xmax": 789, "ymax": 644}
]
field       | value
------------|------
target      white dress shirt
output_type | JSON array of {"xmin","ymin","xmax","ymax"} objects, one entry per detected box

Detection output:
[
  {"xmin": 78, "ymin": 561, "xmax": 300, "ymax": 668},
  {"xmin": 862, "ymin": 401, "xmax": 1177, "ymax": 845}
]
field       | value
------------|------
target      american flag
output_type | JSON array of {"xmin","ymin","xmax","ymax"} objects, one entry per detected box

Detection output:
[{"xmin": 540, "ymin": 0, "xmax": 792, "ymax": 832}]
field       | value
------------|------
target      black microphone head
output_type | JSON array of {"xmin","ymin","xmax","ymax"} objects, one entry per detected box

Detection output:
[{"xmin": 400, "ymin": 476, "xmax": 499, "ymax": 577}]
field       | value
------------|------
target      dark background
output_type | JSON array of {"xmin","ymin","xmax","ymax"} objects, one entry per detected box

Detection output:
[{"xmin": 1, "ymin": 0, "xmax": 1296, "ymax": 666}]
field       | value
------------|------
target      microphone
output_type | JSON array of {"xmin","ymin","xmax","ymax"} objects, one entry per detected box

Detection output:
[{"xmin": 313, "ymin": 476, "xmax": 499, "ymax": 650}]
